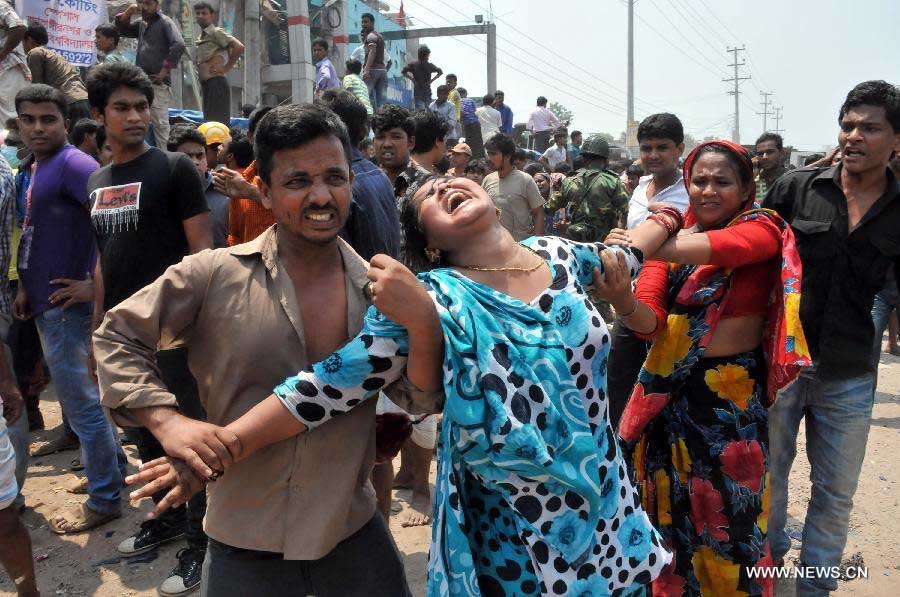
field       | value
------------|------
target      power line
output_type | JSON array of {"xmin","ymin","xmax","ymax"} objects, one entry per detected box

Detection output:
[
  {"xmin": 645, "ymin": 0, "xmax": 727, "ymax": 75},
  {"xmin": 723, "ymin": 45, "xmax": 750, "ymax": 143},
  {"xmin": 670, "ymin": 0, "xmax": 731, "ymax": 48},
  {"xmin": 458, "ymin": 0, "xmax": 667, "ymax": 112},
  {"xmin": 394, "ymin": 2, "xmax": 628, "ymax": 118},
  {"xmin": 757, "ymin": 90, "xmax": 773, "ymax": 132},
  {"xmin": 697, "ymin": 0, "xmax": 743, "ymax": 42}
]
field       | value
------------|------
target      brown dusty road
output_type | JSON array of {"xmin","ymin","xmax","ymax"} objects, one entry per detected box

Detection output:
[{"xmin": 2, "ymin": 352, "xmax": 899, "ymax": 596}]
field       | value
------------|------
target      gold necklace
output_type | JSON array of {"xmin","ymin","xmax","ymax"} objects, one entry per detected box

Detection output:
[{"xmin": 457, "ymin": 246, "xmax": 546, "ymax": 273}]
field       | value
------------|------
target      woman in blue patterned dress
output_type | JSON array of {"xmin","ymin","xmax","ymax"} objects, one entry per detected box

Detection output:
[{"xmin": 130, "ymin": 176, "xmax": 683, "ymax": 596}]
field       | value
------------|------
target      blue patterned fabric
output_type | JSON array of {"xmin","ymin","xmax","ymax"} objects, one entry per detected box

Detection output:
[{"xmin": 275, "ymin": 236, "xmax": 670, "ymax": 595}]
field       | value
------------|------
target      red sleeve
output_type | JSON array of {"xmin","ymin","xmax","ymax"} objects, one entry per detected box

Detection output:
[
  {"xmin": 706, "ymin": 218, "xmax": 781, "ymax": 269},
  {"xmin": 634, "ymin": 260, "xmax": 670, "ymax": 340}
]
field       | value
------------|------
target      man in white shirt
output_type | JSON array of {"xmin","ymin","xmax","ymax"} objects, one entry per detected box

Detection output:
[
  {"xmin": 526, "ymin": 96, "xmax": 561, "ymax": 153},
  {"xmin": 540, "ymin": 127, "xmax": 572, "ymax": 170},
  {"xmin": 609, "ymin": 112, "xmax": 687, "ymax": 428},
  {"xmin": 476, "ymin": 93, "xmax": 501, "ymax": 142}
]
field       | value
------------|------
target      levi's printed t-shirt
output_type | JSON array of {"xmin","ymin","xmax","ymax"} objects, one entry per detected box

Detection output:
[{"xmin": 88, "ymin": 147, "xmax": 208, "ymax": 310}]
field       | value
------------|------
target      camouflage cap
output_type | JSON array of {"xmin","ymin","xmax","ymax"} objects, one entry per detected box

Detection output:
[{"xmin": 581, "ymin": 135, "xmax": 610, "ymax": 158}]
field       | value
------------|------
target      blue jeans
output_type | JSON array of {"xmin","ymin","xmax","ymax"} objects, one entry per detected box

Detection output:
[
  {"xmin": 34, "ymin": 304, "xmax": 124, "ymax": 514},
  {"xmin": 414, "ymin": 96, "xmax": 430, "ymax": 109},
  {"xmin": 768, "ymin": 366, "xmax": 876, "ymax": 595},
  {"xmin": 365, "ymin": 68, "xmax": 388, "ymax": 110},
  {"xmin": 871, "ymin": 281, "xmax": 899, "ymax": 365}
]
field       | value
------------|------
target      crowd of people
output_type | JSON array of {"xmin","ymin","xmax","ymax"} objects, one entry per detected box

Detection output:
[{"xmin": 0, "ymin": 2, "xmax": 898, "ymax": 597}]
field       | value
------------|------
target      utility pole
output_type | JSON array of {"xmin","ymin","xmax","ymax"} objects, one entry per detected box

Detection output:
[
  {"xmin": 627, "ymin": 0, "xmax": 634, "ymax": 126},
  {"xmin": 774, "ymin": 106, "xmax": 784, "ymax": 135},
  {"xmin": 625, "ymin": 0, "xmax": 637, "ymax": 156},
  {"xmin": 486, "ymin": 22, "xmax": 497, "ymax": 93},
  {"xmin": 723, "ymin": 46, "xmax": 750, "ymax": 143},
  {"xmin": 757, "ymin": 91, "xmax": 773, "ymax": 132}
]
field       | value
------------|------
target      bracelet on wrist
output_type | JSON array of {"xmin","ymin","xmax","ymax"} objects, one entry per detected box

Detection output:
[
  {"xmin": 647, "ymin": 213, "xmax": 676, "ymax": 237},
  {"xmin": 618, "ymin": 296, "xmax": 639, "ymax": 317}
]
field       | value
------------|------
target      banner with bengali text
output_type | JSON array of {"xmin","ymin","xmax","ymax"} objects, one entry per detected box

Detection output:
[{"xmin": 15, "ymin": 0, "xmax": 108, "ymax": 66}]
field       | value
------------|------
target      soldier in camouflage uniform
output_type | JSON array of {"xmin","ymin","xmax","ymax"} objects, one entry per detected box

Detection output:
[
  {"xmin": 546, "ymin": 135, "xmax": 628, "ymax": 321},
  {"xmin": 545, "ymin": 135, "xmax": 628, "ymax": 243}
]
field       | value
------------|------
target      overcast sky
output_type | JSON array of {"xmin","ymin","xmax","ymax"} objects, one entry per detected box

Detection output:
[{"xmin": 394, "ymin": 0, "xmax": 899, "ymax": 150}]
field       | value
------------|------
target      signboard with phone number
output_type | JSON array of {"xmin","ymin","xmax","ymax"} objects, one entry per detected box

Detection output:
[{"xmin": 15, "ymin": 0, "xmax": 108, "ymax": 66}]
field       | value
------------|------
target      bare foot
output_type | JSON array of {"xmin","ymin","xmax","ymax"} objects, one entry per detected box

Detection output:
[
  {"xmin": 400, "ymin": 490, "xmax": 432, "ymax": 527},
  {"xmin": 392, "ymin": 473, "xmax": 413, "ymax": 490}
]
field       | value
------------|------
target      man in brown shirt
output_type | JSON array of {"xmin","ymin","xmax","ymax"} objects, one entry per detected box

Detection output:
[
  {"xmin": 193, "ymin": 2, "xmax": 244, "ymax": 124},
  {"xmin": 94, "ymin": 104, "xmax": 411, "ymax": 595},
  {"xmin": 23, "ymin": 24, "xmax": 90, "ymax": 125}
]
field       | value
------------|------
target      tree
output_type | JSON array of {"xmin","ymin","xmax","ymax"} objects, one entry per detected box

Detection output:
[
  {"xmin": 683, "ymin": 133, "xmax": 699, "ymax": 153},
  {"xmin": 593, "ymin": 132, "xmax": 615, "ymax": 144},
  {"xmin": 547, "ymin": 101, "xmax": 574, "ymax": 127}
]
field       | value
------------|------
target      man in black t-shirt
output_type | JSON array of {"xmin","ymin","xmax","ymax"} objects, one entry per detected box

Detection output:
[
  {"xmin": 85, "ymin": 62, "xmax": 211, "ymax": 597},
  {"xmin": 401, "ymin": 45, "xmax": 442, "ymax": 110}
]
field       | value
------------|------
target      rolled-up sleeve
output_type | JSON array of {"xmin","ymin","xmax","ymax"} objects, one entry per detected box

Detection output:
[{"xmin": 94, "ymin": 252, "xmax": 211, "ymax": 426}]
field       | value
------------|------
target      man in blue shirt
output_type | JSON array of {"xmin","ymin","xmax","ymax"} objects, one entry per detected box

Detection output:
[
  {"xmin": 494, "ymin": 90, "xmax": 514, "ymax": 135},
  {"xmin": 318, "ymin": 89, "xmax": 400, "ymax": 260},
  {"xmin": 312, "ymin": 38, "xmax": 340, "ymax": 97}
]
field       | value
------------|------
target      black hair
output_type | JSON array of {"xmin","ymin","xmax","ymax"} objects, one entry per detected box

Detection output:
[
  {"xmin": 86, "ymin": 62, "xmax": 154, "ymax": 113},
  {"xmin": 446, "ymin": 73, "xmax": 457, "ymax": 82},
  {"xmin": 755, "ymin": 132, "xmax": 783, "ymax": 150},
  {"xmin": 637, "ymin": 112, "xmax": 684, "ymax": 145},
  {"xmin": 554, "ymin": 163, "xmax": 572, "ymax": 175},
  {"xmin": 839, "ymin": 80, "xmax": 900, "ymax": 132},
  {"xmin": 691, "ymin": 144, "xmax": 754, "ymax": 189},
  {"xmin": 399, "ymin": 175, "xmax": 453, "ymax": 272},
  {"xmin": 436, "ymin": 84, "xmax": 448, "ymax": 95},
  {"xmin": 345, "ymin": 59, "xmax": 362, "ymax": 75},
  {"xmin": 167, "ymin": 125, "xmax": 205, "ymax": 152},
  {"xmin": 248, "ymin": 105, "xmax": 274, "ymax": 136},
  {"xmin": 482, "ymin": 94, "xmax": 495, "ymax": 106},
  {"xmin": 15, "ymin": 84, "xmax": 68, "ymax": 120},
  {"xmin": 72, "ymin": 118, "xmax": 100, "ymax": 147},
  {"xmin": 193, "ymin": 1, "xmax": 215, "ymax": 12},
  {"xmin": 312, "ymin": 38, "xmax": 328, "ymax": 51},
  {"xmin": 458, "ymin": 88, "xmax": 467, "ymax": 97},
  {"xmin": 522, "ymin": 162, "xmax": 546, "ymax": 176},
  {"xmin": 241, "ymin": 103, "xmax": 255, "ymax": 118},
  {"xmin": 484, "ymin": 133, "xmax": 516, "ymax": 158},
  {"xmin": 361, "ymin": 12, "xmax": 375, "ymax": 22},
  {"xmin": 226, "ymin": 132, "xmax": 255, "ymax": 168},
  {"xmin": 513, "ymin": 149, "xmax": 529, "ymax": 163},
  {"xmin": 25, "ymin": 24, "xmax": 49, "ymax": 46},
  {"xmin": 96, "ymin": 125, "xmax": 106, "ymax": 150},
  {"xmin": 317, "ymin": 88, "xmax": 369, "ymax": 145},
  {"xmin": 417, "ymin": 45, "xmax": 430, "ymax": 59},
  {"xmin": 95, "ymin": 24, "xmax": 120, "ymax": 45},
  {"xmin": 372, "ymin": 104, "xmax": 415, "ymax": 138},
  {"xmin": 571, "ymin": 130, "xmax": 582, "ymax": 140},
  {"xmin": 411, "ymin": 109, "xmax": 449, "ymax": 153},
  {"xmin": 536, "ymin": 96, "xmax": 547, "ymax": 106},
  {"xmin": 495, "ymin": 90, "xmax": 505, "ymax": 97},
  {"xmin": 804, "ymin": 153, "xmax": 824, "ymax": 166},
  {"xmin": 465, "ymin": 159, "xmax": 487, "ymax": 175},
  {"xmin": 359, "ymin": 138, "xmax": 373, "ymax": 150},
  {"xmin": 255, "ymin": 103, "xmax": 352, "ymax": 185},
  {"xmin": 626, "ymin": 163, "xmax": 644, "ymax": 176}
]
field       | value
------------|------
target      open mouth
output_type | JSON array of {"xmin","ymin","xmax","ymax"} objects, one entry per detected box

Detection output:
[
  {"xmin": 844, "ymin": 148, "xmax": 865, "ymax": 158},
  {"xmin": 446, "ymin": 190, "xmax": 467, "ymax": 214},
  {"xmin": 305, "ymin": 211, "xmax": 336, "ymax": 223}
]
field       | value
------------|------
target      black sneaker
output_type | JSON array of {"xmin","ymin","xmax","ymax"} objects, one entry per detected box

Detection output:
[
  {"xmin": 159, "ymin": 548, "xmax": 204, "ymax": 596},
  {"xmin": 117, "ymin": 519, "xmax": 185, "ymax": 556}
]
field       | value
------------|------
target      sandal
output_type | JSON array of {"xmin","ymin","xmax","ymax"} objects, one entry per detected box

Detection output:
[
  {"xmin": 66, "ymin": 477, "xmax": 89, "ymax": 494},
  {"xmin": 31, "ymin": 433, "xmax": 80, "ymax": 457},
  {"xmin": 50, "ymin": 503, "xmax": 121, "ymax": 535}
]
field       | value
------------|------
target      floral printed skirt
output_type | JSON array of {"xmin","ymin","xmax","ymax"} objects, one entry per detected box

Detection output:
[{"xmin": 629, "ymin": 349, "xmax": 774, "ymax": 596}]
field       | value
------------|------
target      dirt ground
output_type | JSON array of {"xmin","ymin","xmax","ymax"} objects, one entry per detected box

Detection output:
[{"xmin": 2, "ymin": 353, "xmax": 899, "ymax": 596}]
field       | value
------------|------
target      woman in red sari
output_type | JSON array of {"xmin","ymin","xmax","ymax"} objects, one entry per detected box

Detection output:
[{"xmin": 596, "ymin": 140, "xmax": 810, "ymax": 596}]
